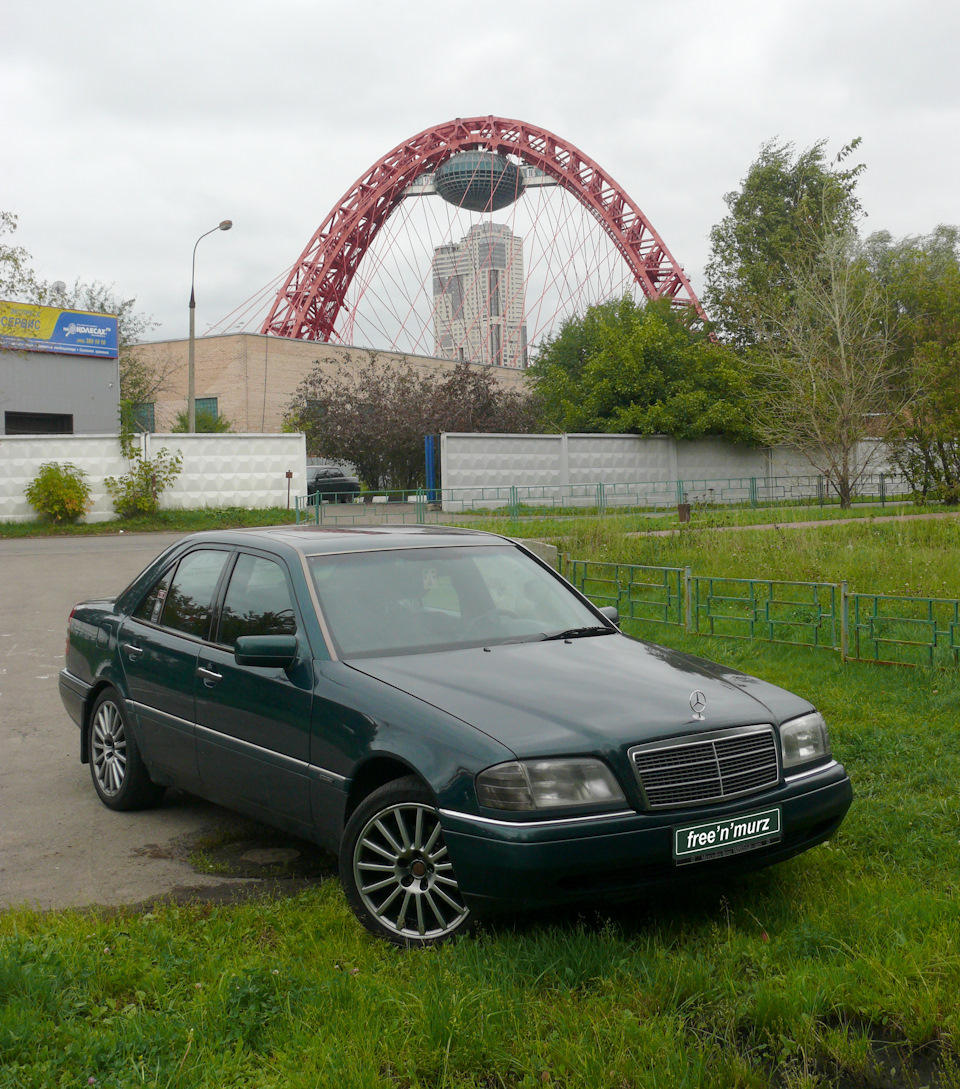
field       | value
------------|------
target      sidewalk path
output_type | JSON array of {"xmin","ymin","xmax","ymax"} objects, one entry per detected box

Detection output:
[{"xmin": 632, "ymin": 509, "xmax": 960, "ymax": 538}]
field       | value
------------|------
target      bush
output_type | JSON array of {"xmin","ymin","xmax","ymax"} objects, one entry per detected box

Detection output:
[
  {"xmin": 171, "ymin": 408, "xmax": 233, "ymax": 433},
  {"xmin": 930, "ymin": 483, "xmax": 960, "ymax": 506},
  {"xmin": 104, "ymin": 448, "xmax": 183, "ymax": 518},
  {"xmin": 24, "ymin": 462, "xmax": 92, "ymax": 523}
]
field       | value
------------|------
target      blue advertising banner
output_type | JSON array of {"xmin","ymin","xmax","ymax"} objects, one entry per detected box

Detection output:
[{"xmin": 0, "ymin": 300, "xmax": 119, "ymax": 359}]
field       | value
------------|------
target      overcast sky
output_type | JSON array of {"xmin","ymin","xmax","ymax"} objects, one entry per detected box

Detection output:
[{"xmin": 3, "ymin": 0, "xmax": 957, "ymax": 342}]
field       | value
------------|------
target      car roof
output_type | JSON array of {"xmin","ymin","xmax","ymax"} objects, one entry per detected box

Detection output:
[{"xmin": 176, "ymin": 524, "xmax": 511, "ymax": 557}]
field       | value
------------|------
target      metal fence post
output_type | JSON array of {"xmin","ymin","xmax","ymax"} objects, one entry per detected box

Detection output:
[
  {"xmin": 750, "ymin": 477, "xmax": 758, "ymax": 508},
  {"xmin": 840, "ymin": 580, "xmax": 849, "ymax": 661},
  {"xmin": 684, "ymin": 567, "xmax": 692, "ymax": 632},
  {"xmin": 597, "ymin": 482, "xmax": 606, "ymax": 515},
  {"xmin": 880, "ymin": 473, "xmax": 886, "ymax": 507},
  {"xmin": 415, "ymin": 488, "xmax": 425, "ymax": 524},
  {"xmin": 424, "ymin": 435, "xmax": 438, "ymax": 503},
  {"xmin": 509, "ymin": 485, "xmax": 519, "ymax": 521}
]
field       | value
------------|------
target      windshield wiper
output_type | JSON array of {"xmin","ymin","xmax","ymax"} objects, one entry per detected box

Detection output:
[
  {"xmin": 542, "ymin": 625, "xmax": 616, "ymax": 642},
  {"xmin": 482, "ymin": 634, "xmax": 548, "ymax": 648}
]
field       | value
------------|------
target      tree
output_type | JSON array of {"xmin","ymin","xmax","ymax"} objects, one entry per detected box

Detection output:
[
  {"xmin": 528, "ymin": 297, "xmax": 757, "ymax": 443},
  {"xmin": 867, "ymin": 226, "xmax": 960, "ymax": 500},
  {"xmin": 432, "ymin": 358, "xmax": 538, "ymax": 435},
  {"xmin": 286, "ymin": 356, "xmax": 537, "ymax": 490},
  {"xmin": 704, "ymin": 139, "xmax": 864, "ymax": 348},
  {"xmin": 743, "ymin": 230, "xmax": 910, "ymax": 506},
  {"xmin": 0, "ymin": 212, "xmax": 39, "ymax": 300}
]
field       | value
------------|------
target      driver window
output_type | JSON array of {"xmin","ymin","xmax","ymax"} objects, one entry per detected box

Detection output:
[{"xmin": 218, "ymin": 554, "xmax": 297, "ymax": 648}]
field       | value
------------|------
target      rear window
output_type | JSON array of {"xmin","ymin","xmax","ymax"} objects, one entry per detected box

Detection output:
[{"xmin": 159, "ymin": 549, "xmax": 230, "ymax": 640}]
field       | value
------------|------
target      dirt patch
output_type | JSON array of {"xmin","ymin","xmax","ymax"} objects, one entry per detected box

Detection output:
[
  {"xmin": 187, "ymin": 825, "xmax": 336, "ymax": 882},
  {"xmin": 121, "ymin": 817, "xmax": 338, "ymax": 909}
]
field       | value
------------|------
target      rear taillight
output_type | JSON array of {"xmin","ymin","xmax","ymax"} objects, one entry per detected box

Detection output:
[{"xmin": 65, "ymin": 606, "xmax": 77, "ymax": 659}]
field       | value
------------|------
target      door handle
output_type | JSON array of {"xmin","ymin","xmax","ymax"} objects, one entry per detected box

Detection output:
[
  {"xmin": 198, "ymin": 665, "xmax": 223, "ymax": 686},
  {"xmin": 122, "ymin": 642, "xmax": 143, "ymax": 661}
]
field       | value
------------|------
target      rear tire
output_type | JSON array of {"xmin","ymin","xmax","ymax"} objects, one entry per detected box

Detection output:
[
  {"xmin": 88, "ymin": 691, "xmax": 165, "ymax": 811},
  {"xmin": 340, "ymin": 776, "xmax": 471, "ymax": 946}
]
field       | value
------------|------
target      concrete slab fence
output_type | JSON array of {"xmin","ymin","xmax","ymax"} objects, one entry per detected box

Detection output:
[
  {"xmin": 438, "ymin": 433, "xmax": 894, "ymax": 511},
  {"xmin": 0, "ymin": 432, "xmax": 307, "ymax": 523}
]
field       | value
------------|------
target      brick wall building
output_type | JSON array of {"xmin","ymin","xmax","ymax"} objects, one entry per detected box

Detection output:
[{"xmin": 132, "ymin": 333, "xmax": 529, "ymax": 433}]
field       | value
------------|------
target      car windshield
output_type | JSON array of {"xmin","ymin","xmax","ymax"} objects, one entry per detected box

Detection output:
[{"xmin": 307, "ymin": 544, "xmax": 604, "ymax": 658}]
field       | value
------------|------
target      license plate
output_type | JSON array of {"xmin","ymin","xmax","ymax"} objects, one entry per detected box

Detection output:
[{"xmin": 673, "ymin": 806, "xmax": 781, "ymax": 865}]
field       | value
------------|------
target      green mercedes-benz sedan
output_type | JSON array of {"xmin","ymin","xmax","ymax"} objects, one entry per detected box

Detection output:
[{"xmin": 59, "ymin": 525, "xmax": 852, "ymax": 945}]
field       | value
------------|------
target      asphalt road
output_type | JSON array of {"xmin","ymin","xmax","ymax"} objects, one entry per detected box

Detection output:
[
  {"xmin": 0, "ymin": 531, "xmax": 262, "ymax": 910},
  {"xmin": 0, "ymin": 525, "xmax": 553, "ymax": 914}
]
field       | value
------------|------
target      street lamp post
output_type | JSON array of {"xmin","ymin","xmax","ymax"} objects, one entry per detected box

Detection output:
[{"xmin": 188, "ymin": 219, "xmax": 232, "ymax": 432}]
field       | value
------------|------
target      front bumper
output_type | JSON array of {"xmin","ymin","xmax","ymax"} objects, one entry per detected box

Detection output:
[{"xmin": 440, "ymin": 761, "xmax": 852, "ymax": 911}]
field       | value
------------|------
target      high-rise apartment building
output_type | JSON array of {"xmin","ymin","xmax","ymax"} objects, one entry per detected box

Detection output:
[{"xmin": 432, "ymin": 222, "xmax": 528, "ymax": 368}]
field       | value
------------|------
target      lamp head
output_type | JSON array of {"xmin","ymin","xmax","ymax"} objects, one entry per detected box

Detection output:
[{"xmin": 219, "ymin": 220, "xmax": 233, "ymax": 231}]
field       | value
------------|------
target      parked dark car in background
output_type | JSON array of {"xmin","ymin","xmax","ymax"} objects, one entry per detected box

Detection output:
[
  {"xmin": 59, "ymin": 526, "xmax": 852, "ymax": 945},
  {"xmin": 306, "ymin": 465, "xmax": 361, "ymax": 502}
]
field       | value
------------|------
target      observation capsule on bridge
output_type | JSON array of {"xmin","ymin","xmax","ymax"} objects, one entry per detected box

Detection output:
[{"xmin": 433, "ymin": 151, "xmax": 524, "ymax": 213}]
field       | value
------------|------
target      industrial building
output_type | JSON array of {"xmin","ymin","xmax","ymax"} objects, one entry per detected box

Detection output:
[
  {"xmin": 0, "ymin": 300, "xmax": 119, "ymax": 435},
  {"xmin": 129, "ymin": 333, "xmax": 528, "ymax": 433}
]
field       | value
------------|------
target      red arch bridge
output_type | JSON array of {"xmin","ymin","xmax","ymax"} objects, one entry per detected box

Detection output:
[{"xmin": 246, "ymin": 116, "xmax": 706, "ymax": 366}]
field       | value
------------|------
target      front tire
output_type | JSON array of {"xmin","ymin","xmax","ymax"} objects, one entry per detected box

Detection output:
[
  {"xmin": 340, "ymin": 776, "xmax": 471, "ymax": 946},
  {"xmin": 88, "ymin": 691, "xmax": 165, "ymax": 811}
]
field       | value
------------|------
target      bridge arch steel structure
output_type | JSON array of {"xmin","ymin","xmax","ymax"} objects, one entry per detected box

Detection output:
[{"xmin": 262, "ymin": 115, "xmax": 706, "ymax": 342}]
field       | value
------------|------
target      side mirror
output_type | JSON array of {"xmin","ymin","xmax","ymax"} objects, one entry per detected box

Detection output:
[
  {"xmin": 599, "ymin": 605, "xmax": 620, "ymax": 625},
  {"xmin": 234, "ymin": 634, "xmax": 299, "ymax": 668}
]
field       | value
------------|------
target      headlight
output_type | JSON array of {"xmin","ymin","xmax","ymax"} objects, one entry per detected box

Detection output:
[
  {"xmin": 476, "ymin": 758, "xmax": 626, "ymax": 811},
  {"xmin": 780, "ymin": 712, "xmax": 831, "ymax": 770}
]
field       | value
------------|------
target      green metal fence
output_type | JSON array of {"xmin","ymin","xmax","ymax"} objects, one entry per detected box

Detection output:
[
  {"xmin": 499, "ymin": 473, "xmax": 910, "ymax": 518},
  {"xmin": 848, "ymin": 592, "xmax": 960, "ymax": 667},
  {"xmin": 566, "ymin": 560, "xmax": 684, "ymax": 627},
  {"xmin": 296, "ymin": 471, "xmax": 913, "ymax": 525},
  {"xmin": 563, "ymin": 557, "xmax": 960, "ymax": 670},
  {"xmin": 689, "ymin": 575, "xmax": 841, "ymax": 649}
]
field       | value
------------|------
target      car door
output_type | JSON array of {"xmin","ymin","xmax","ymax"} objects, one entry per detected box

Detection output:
[
  {"xmin": 119, "ymin": 547, "xmax": 232, "ymax": 790},
  {"xmin": 194, "ymin": 550, "xmax": 314, "ymax": 832}
]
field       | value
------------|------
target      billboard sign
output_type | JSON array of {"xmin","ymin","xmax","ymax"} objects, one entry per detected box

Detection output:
[{"xmin": 0, "ymin": 300, "xmax": 119, "ymax": 359}]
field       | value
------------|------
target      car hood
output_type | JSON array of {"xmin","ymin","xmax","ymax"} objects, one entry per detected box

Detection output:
[{"xmin": 347, "ymin": 634, "xmax": 812, "ymax": 758}]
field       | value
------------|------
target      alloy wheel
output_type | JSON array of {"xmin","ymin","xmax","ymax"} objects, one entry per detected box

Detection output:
[
  {"xmin": 352, "ymin": 802, "xmax": 469, "ymax": 941},
  {"xmin": 91, "ymin": 699, "xmax": 127, "ymax": 797}
]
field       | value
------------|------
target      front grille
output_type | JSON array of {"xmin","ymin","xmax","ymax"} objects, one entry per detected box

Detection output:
[{"xmin": 629, "ymin": 726, "xmax": 779, "ymax": 810}]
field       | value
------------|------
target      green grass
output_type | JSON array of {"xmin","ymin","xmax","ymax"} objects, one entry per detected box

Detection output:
[
  {"xmin": 0, "ymin": 507, "xmax": 301, "ymax": 538},
  {"xmin": 4, "ymin": 513, "xmax": 960, "ymax": 1086},
  {"xmin": 0, "ymin": 496, "xmax": 942, "ymax": 541},
  {"xmin": 3, "ymin": 632, "xmax": 960, "ymax": 1087},
  {"xmin": 498, "ymin": 513, "xmax": 960, "ymax": 599},
  {"xmin": 464, "ymin": 495, "xmax": 925, "ymax": 533},
  {"xmin": 457, "ymin": 498, "xmax": 914, "ymax": 537}
]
